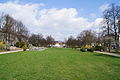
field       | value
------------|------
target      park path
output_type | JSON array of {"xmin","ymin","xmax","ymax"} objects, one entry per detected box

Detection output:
[
  {"xmin": 0, "ymin": 50, "xmax": 23, "ymax": 55},
  {"xmin": 95, "ymin": 51, "xmax": 120, "ymax": 58}
]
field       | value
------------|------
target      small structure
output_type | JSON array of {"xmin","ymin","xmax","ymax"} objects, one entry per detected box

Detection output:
[{"xmin": 53, "ymin": 41, "xmax": 66, "ymax": 48}]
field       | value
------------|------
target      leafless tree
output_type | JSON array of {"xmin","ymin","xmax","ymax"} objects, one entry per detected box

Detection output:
[
  {"xmin": 29, "ymin": 33, "xmax": 45, "ymax": 47},
  {"xmin": 77, "ymin": 30, "xmax": 97, "ymax": 47},
  {"xmin": 66, "ymin": 36, "xmax": 75, "ymax": 48},
  {"xmin": 102, "ymin": 3, "xmax": 120, "ymax": 52},
  {"xmin": 1, "ymin": 14, "xmax": 15, "ymax": 43},
  {"xmin": 0, "ymin": 14, "xmax": 29, "ymax": 45},
  {"xmin": 15, "ymin": 21, "xmax": 29, "ymax": 42},
  {"xmin": 46, "ymin": 35, "xmax": 54, "ymax": 47}
]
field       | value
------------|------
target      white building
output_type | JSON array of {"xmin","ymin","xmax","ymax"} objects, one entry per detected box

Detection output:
[{"xmin": 53, "ymin": 41, "xmax": 66, "ymax": 48}]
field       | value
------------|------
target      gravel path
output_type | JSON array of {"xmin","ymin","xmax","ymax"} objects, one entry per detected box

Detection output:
[
  {"xmin": 95, "ymin": 51, "xmax": 120, "ymax": 58},
  {"xmin": 0, "ymin": 50, "xmax": 23, "ymax": 55}
]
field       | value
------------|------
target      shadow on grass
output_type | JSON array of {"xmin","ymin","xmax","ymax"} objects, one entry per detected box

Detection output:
[
  {"xmin": 111, "ymin": 52, "xmax": 120, "ymax": 55},
  {"xmin": 93, "ymin": 53, "xmax": 120, "ymax": 58}
]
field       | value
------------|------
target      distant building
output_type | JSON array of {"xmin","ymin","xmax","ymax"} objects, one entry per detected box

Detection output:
[
  {"xmin": 53, "ymin": 41, "xmax": 66, "ymax": 48},
  {"xmin": 0, "ymin": 28, "xmax": 18, "ymax": 45}
]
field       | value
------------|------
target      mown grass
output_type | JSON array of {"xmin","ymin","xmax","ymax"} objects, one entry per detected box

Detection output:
[
  {"xmin": 111, "ymin": 52, "xmax": 120, "ymax": 55},
  {"xmin": 0, "ymin": 48, "xmax": 120, "ymax": 80}
]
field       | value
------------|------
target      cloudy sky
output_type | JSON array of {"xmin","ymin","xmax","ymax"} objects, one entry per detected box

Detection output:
[{"xmin": 0, "ymin": 0, "xmax": 119, "ymax": 41}]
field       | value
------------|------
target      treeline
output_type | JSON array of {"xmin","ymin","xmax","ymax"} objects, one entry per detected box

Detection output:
[
  {"xmin": 0, "ymin": 3, "xmax": 120, "ymax": 51},
  {"xmin": 65, "ymin": 30, "xmax": 97, "ymax": 48},
  {"xmin": 65, "ymin": 3, "xmax": 120, "ymax": 52},
  {"xmin": 0, "ymin": 14, "xmax": 29, "ymax": 44},
  {"xmin": 101, "ymin": 3, "xmax": 120, "ymax": 52},
  {"xmin": 0, "ymin": 14, "xmax": 55, "ymax": 47},
  {"xmin": 29, "ymin": 34, "xmax": 54, "ymax": 47}
]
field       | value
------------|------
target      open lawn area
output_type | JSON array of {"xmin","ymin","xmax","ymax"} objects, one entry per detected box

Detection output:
[{"xmin": 0, "ymin": 48, "xmax": 120, "ymax": 80}]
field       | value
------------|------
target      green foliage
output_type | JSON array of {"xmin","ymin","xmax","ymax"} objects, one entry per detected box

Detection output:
[
  {"xmin": 94, "ymin": 45, "xmax": 107, "ymax": 51},
  {"xmin": 0, "ymin": 41, "xmax": 3, "ymax": 46},
  {"xmin": 0, "ymin": 42, "xmax": 10, "ymax": 51},
  {"xmin": 23, "ymin": 44, "xmax": 28, "ymax": 51},
  {"xmin": 87, "ymin": 48, "xmax": 94, "ymax": 52},
  {"xmin": 80, "ymin": 48, "xmax": 86, "ymax": 52},
  {"xmin": 14, "ymin": 42, "xmax": 20, "ymax": 47},
  {"xmin": 14, "ymin": 42, "xmax": 29, "ymax": 48},
  {"xmin": 80, "ymin": 45, "xmax": 94, "ymax": 52},
  {"xmin": 4, "ymin": 43, "xmax": 10, "ymax": 51},
  {"xmin": 0, "ymin": 41, "xmax": 4, "ymax": 51},
  {"xmin": 0, "ymin": 45, "xmax": 4, "ymax": 51},
  {"xmin": 0, "ymin": 48, "xmax": 120, "ymax": 80}
]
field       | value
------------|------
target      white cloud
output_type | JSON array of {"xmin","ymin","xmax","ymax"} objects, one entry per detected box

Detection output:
[
  {"xmin": 100, "ymin": 3, "xmax": 110, "ymax": 12},
  {"xmin": 0, "ymin": 1, "xmax": 103, "ymax": 41}
]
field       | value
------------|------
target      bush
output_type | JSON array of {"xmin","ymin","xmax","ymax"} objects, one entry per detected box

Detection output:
[
  {"xmin": 80, "ymin": 45, "xmax": 94, "ymax": 52},
  {"xmin": 0, "ymin": 41, "xmax": 3, "ymax": 46},
  {"xmin": 80, "ymin": 48, "xmax": 86, "ymax": 52},
  {"xmin": 87, "ymin": 48, "xmax": 94, "ymax": 52},
  {"xmin": 84, "ymin": 45, "xmax": 92, "ymax": 49},
  {"xmin": 0, "ymin": 41, "xmax": 4, "ymax": 51},
  {"xmin": 0, "ymin": 42, "xmax": 11, "ymax": 51},
  {"xmin": 94, "ymin": 45, "xmax": 106, "ymax": 51},
  {"xmin": 23, "ymin": 44, "xmax": 28, "ymax": 51},
  {"xmin": 14, "ymin": 42, "xmax": 29, "ymax": 48},
  {"xmin": 0, "ymin": 45, "xmax": 5, "ymax": 51},
  {"xmin": 14, "ymin": 42, "xmax": 20, "ymax": 47},
  {"xmin": 4, "ymin": 43, "xmax": 10, "ymax": 51}
]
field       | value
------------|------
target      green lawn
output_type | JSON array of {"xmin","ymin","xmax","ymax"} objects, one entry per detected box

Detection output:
[{"xmin": 0, "ymin": 48, "xmax": 120, "ymax": 80}]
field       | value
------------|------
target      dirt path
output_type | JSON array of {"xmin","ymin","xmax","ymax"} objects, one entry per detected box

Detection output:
[
  {"xmin": 95, "ymin": 51, "xmax": 120, "ymax": 58},
  {"xmin": 0, "ymin": 50, "xmax": 23, "ymax": 55}
]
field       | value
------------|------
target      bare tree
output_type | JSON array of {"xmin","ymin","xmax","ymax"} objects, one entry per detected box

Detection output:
[
  {"xmin": 46, "ymin": 36, "xmax": 54, "ymax": 47},
  {"xmin": 77, "ymin": 30, "xmax": 97, "ymax": 47},
  {"xmin": 102, "ymin": 3, "xmax": 120, "ymax": 52},
  {"xmin": 15, "ymin": 21, "xmax": 29, "ymax": 42},
  {"xmin": 65, "ymin": 36, "xmax": 78, "ymax": 48},
  {"xmin": 0, "ymin": 14, "xmax": 29, "ymax": 45},
  {"xmin": 1, "ymin": 14, "xmax": 15, "ymax": 43},
  {"xmin": 102, "ymin": 9, "xmax": 113, "ymax": 52}
]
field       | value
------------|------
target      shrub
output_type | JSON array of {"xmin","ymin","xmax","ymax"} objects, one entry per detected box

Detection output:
[
  {"xmin": 5, "ymin": 43, "xmax": 10, "ymax": 51},
  {"xmin": 84, "ymin": 45, "xmax": 92, "ymax": 49},
  {"xmin": 14, "ymin": 42, "xmax": 29, "ymax": 48},
  {"xmin": 0, "ymin": 41, "xmax": 3, "ymax": 46},
  {"xmin": 1, "ymin": 43, "xmax": 10, "ymax": 51},
  {"xmin": 80, "ymin": 48, "xmax": 86, "ymax": 52},
  {"xmin": 0, "ymin": 45, "xmax": 5, "ymax": 51},
  {"xmin": 87, "ymin": 48, "xmax": 94, "ymax": 52},
  {"xmin": 23, "ymin": 44, "xmax": 28, "ymax": 51},
  {"xmin": 94, "ymin": 45, "xmax": 106, "ymax": 51},
  {"xmin": 20, "ymin": 42, "xmax": 26, "ymax": 48},
  {"xmin": 14, "ymin": 42, "xmax": 20, "ymax": 47},
  {"xmin": 0, "ymin": 41, "xmax": 4, "ymax": 50}
]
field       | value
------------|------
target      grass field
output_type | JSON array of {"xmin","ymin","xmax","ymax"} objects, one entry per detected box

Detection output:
[{"xmin": 0, "ymin": 48, "xmax": 120, "ymax": 80}]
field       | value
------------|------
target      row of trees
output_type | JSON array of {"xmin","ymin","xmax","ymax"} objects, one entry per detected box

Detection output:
[
  {"xmin": 29, "ymin": 34, "xmax": 54, "ymax": 47},
  {"xmin": 0, "ymin": 3, "xmax": 120, "ymax": 51},
  {"xmin": 65, "ymin": 3, "xmax": 120, "ymax": 52},
  {"xmin": 0, "ymin": 14, "xmax": 55, "ymax": 47},
  {"xmin": 101, "ymin": 3, "xmax": 120, "ymax": 52},
  {"xmin": 65, "ymin": 30, "xmax": 97, "ymax": 48},
  {"xmin": 0, "ymin": 14, "xmax": 29, "ymax": 45}
]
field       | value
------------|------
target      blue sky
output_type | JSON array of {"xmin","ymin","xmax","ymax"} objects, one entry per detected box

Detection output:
[
  {"xmin": 0, "ymin": 0, "xmax": 119, "ymax": 19},
  {"xmin": 4, "ymin": 0, "xmax": 120, "ymax": 17},
  {"xmin": 0, "ymin": 0, "xmax": 119, "ymax": 40}
]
